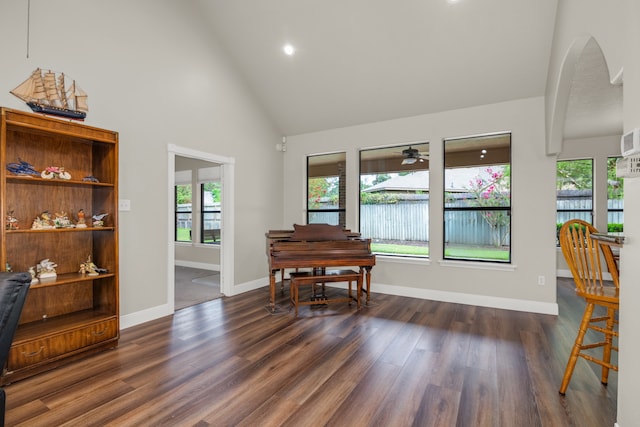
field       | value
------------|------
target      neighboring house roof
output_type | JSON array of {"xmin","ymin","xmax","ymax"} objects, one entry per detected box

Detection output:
[
  {"xmin": 363, "ymin": 171, "xmax": 429, "ymax": 193},
  {"xmin": 364, "ymin": 168, "xmax": 501, "ymax": 193}
]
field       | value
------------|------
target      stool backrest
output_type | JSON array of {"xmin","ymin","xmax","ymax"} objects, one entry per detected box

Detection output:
[{"xmin": 559, "ymin": 219, "xmax": 619, "ymax": 296}]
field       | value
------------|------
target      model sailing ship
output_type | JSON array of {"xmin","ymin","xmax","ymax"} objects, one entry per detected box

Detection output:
[{"xmin": 10, "ymin": 68, "xmax": 88, "ymax": 120}]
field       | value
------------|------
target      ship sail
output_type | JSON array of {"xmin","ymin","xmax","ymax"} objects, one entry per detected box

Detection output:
[
  {"xmin": 31, "ymin": 69, "xmax": 47, "ymax": 103},
  {"xmin": 66, "ymin": 80, "xmax": 76, "ymax": 111},
  {"xmin": 43, "ymin": 71, "xmax": 62, "ymax": 107},
  {"xmin": 57, "ymin": 73, "xmax": 68, "ymax": 108},
  {"xmin": 9, "ymin": 71, "xmax": 37, "ymax": 103},
  {"xmin": 10, "ymin": 68, "xmax": 88, "ymax": 120},
  {"xmin": 75, "ymin": 85, "xmax": 89, "ymax": 112}
]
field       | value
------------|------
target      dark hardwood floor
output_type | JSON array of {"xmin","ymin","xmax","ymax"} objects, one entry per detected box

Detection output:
[{"xmin": 5, "ymin": 278, "xmax": 617, "ymax": 426}]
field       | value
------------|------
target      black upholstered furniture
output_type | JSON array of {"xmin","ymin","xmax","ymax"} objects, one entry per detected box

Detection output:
[{"xmin": 0, "ymin": 272, "xmax": 31, "ymax": 426}]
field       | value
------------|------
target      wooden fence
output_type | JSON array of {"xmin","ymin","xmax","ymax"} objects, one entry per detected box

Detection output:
[{"xmin": 311, "ymin": 198, "xmax": 624, "ymax": 246}]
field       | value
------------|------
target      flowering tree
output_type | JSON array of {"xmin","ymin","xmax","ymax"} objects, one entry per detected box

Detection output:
[
  {"xmin": 467, "ymin": 167, "xmax": 510, "ymax": 247},
  {"xmin": 308, "ymin": 177, "xmax": 338, "ymax": 208}
]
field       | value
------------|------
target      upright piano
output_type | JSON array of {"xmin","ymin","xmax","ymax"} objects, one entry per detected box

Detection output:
[{"xmin": 266, "ymin": 224, "xmax": 376, "ymax": 312}]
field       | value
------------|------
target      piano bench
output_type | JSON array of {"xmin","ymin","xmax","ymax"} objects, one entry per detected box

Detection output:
[{"xmin": 289, "ymin": 269, "xmax": 362, "ymax": 317}]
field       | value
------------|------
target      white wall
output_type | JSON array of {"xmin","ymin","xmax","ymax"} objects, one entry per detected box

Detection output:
[
  {"xmin": 618, "ymin": 0, "xmax": 640, "ymax": 425},
  {"xmin": 0, "ymin": 1, "xmax": 284, "ymax": 321},
  {"xmin": 284, "ymin": 97, "xmax": 558, "ymax": 314},
  {"xmin": 547, "ymin": 1, "xmax": 638, "ymax": 425}
]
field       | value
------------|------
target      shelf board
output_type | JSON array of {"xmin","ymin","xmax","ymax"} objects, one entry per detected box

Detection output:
[
  {"xmin": 7, "ymin": 227, "xmax": 115, "ymax": 234},
  {"xmin": 6, "ymin": 175, "xmax": 114, "ymax": 187},
  {"xmin": 30, "ymin": 272, "xmax": 116, "ymax": 288}
]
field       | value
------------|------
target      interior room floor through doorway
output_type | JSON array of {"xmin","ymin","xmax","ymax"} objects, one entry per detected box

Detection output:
[{"xmin": 175, "ymin": 266, "xmax": 222, "ymax": 310}]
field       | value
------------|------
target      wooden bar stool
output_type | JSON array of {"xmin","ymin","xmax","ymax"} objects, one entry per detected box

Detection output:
[
  {"xmin": 289, "ymin": 269, "xmax": 362, "ymax": 317},
  {"xmin": 558, "ymin": 219, "xmax": 619, "ymax": 395}
]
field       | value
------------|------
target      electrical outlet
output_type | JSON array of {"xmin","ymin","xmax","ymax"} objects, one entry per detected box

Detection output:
[
  {"xmin": 118, "ymin": 199, "xmax": 131, "ymax": 211},
  {"xmin": 537, "ymin": 275, "xmax": 545, "ymax": 286}
]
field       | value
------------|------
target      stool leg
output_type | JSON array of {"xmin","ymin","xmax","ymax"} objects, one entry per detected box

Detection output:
[
  {"xmin": 601, "ymin": 307, "xmax": 616, "ymax": 385},
  {"xmin": 560, "ymin": 302, "xmax": 595, "ymax": 394}
]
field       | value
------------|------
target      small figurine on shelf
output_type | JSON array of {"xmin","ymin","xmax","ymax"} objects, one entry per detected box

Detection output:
[
  {"xmin": 31, "ymin": 211, "xmax": 55, "ymax": 229},
  {"xmin": 41, "ymin": 166, "xmax": 71, "ymax": 180},
  {"xmin": 92, "ymin": 213, "xmax": 108, "ymax": 227},
  {"xmin": 28, "ymin": 266, "xmax": 39, "ymax": 284},
  {"xmin": 5, "ymin": 263, "xmax": 12, "ymax": 272},
  {"xmin": 36, "ymin": 259, "xmax": 57, "ymax": 280},
  {"xmin": 6, "ymin": 210, "xmax": 19, "ymax": 230},
  {"xmin": 6, "ymin": 158, "xmax": 39, "ymax": 176},
  {"xmin": 76, "ymin": 209, "xmax": 87, "ymax": 228},
  {"xmin": 54, "ymin": 211, "xmax": 75, "ymax": 228},
  {"xmin": 79, "ymin": 255, "xmax": 100, "ymax": 276},
  {"xmin": 82, "ymin": 175, "xmax": 99, "ymax": 183}
]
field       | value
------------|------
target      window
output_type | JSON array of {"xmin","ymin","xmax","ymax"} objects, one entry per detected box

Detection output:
[
  {"xmin": 307, "ymin": 152, "xmax": 346, "ymax": 226},
  {"xmin": 607, "ymin": 157, "xmax": 624, "ymax": 232},
  {"xmin": 359, "ymin": 143, "xmax": 429, "ymax": 257},
  {"xmin": 443, "ymin": 133, "xmax": 511, "ymax": 262},
  {"xmin": 175, "ymin": 165, "xmax": 222, "ymax": 244},
  {"xmin": 556, "ymin": 159, "xmax": 593, "ymax": 230},
  {"xmin": 175, "ymin": 183, "xmax": 192, "ymax": 242},
  {"xmin": 201, "ymin": 182, "xmax": 221, "ymax": 244}
]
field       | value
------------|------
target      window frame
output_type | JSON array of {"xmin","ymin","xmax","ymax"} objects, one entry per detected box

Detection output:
[
  {"xmin": 443, "ymin": 132, "xmax": 512, "ymax": 263},
  {"xmin": 306, "ymin": 152, "xmax": 347, "ymax": 227},
  {"xmin": 607, "ymin": 156, "xmax": 624, "ymax": 232},
  {"xmin": 200, "ymin": 182, "xmax": 221, "ymax": 245},
  {"xmin": 175, "ymin": 183, "xmax": 193, "ymax": 243},
  {"xmin": 358, "ymin": 142, "xmax": 430, "ymax": 258},
  {"xmin": 556, "ymin": 158, "xmax": 594, "ymax": 229}
]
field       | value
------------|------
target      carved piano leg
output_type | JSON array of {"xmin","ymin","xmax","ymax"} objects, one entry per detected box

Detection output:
[
  {"xmin": 362, "ymin": 267, "xmax": 372, "ymax": 305},
  {"xmin": 280, "ymin": 269, "xmax": 285, "ymax": 294},
  {"xmin": 269, "ymin": 270, "xmax": 277, "ymax": 312}
]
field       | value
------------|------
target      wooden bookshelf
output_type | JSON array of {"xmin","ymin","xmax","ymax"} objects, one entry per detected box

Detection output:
[{"xmin": 1, "ymin": 107, "xmax": 119, "ymax": 384}]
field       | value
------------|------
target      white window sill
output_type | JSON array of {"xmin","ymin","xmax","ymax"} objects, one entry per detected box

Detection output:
[
  {"xmin": 438, "ymin": 259, "xmax": 517, "ymax": 271},
  {"xmin": 375, "ymin": 254, "xmax": 431, "ymax": 266}
]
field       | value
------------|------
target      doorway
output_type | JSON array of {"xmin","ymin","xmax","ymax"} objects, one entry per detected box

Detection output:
[{"xmin": 167, "ymin": 144, "xmax": 235, "ymax": 313}]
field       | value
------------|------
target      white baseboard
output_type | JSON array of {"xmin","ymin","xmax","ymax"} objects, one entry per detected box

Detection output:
[
  {"xmin": 121, "ymin": 274, "xmax": 559, "ymax": 330},
  {"xmin": 298, "ymin": 280, "xmax": 558, "ymax": 315},
  {"xmin": 557, "ymin": 268, "xmax": 613, "ymax": 281},
  {"xmin": 373, "ymin": 282, "xmax": 558, "ymax": 315},
  {"xmin": 175, "ymin": 260, "xmax": 220, "ymax": 271},
  {"xmin": 228, "ymin": 276, "xmax": 274, "ymax": 296},
  {"xmin": 120, "ymin": 303, "xmax": 173, "ymax": 329}
]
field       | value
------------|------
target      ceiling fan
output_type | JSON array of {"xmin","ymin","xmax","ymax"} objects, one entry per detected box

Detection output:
[{"xmin": 401, "ymin": 146, "xmax": 429, "ymax": 165}]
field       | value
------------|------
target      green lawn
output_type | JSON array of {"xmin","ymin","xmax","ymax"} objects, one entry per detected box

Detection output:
[
  {"xmin": 371, "ymin": 242, "xmax": 509, "ymax": 261},
  {"xmin": 176, "ymin": 228, "xmax": 190, "ymax": 241},
  {"xmin": 176, "ymin": 228, "xmax": 219, "ymax": 244}
]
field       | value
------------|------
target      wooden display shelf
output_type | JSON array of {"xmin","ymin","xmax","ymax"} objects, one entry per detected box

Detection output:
[
  {"xmin": 29, "ymin": 272, "xmax": 116, "ymax": 289},
  {"xmin": 6, "ymin": 175, "xmax": 115, "ymax": 187},
  {"xmin": 6, "ymin": 227, "xmax": 115, "ymax": 234},
  {"xmin": 1, "ymin": 106, "xmax": 119, "ymax": 383}
]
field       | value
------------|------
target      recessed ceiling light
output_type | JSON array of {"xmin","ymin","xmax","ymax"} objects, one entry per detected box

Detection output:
[
  {"xmin": 283, "ymin": 44, "xmax": 295, "ymax": 56},
  {"xmin": 447, "ymin": 0, "xmax": 461, "ymax": 3}
]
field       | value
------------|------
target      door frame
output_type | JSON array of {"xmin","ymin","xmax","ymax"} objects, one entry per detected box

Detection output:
[{"xmin": 167, "ymin": 144, "xmax": 235, "ymax": 311}]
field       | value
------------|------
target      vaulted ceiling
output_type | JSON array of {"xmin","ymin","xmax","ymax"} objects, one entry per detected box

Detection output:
[{"xmin": 196, "ymin": 1, "xmax": 622, "ymax": 139}]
